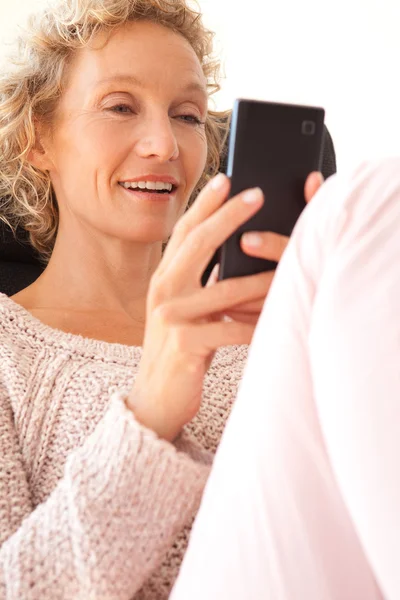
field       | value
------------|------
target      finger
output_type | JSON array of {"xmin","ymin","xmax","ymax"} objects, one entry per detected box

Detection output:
[
  {"xmin": 225, "ymin": 296, "xmax": 269, "ymax": 315},
  {"xmin": 241, "ymin": 230, "xmax": 289, "ymax": 261},
  {"xmin": 305, "ymin": 171, "xmax": 324, "ymax": 204},
  {"xmin": 155, "ymin": 271, "xmax": 271, "ymax": 323},
  {"xmin": 190, "ymin": 319, "xmax": 256, "ymax": 349},
  {"xmin": 205, "ymin": 263, "xmax": 220, "ymax": 288},
  {"xmin": 223, "ymin": 292, "xmax": 273, "ymax": 323},
  {"xmin": 226, "ymin": 273, "xmax": 275, "ymax": 313},
  {"xmin": 162, "ymin": 173, "xmax": 230, "ymax": 264},
  {"xmin": 222, "ymin": 312, "xmax": 259, "ymax": 326},
  {"xmin": 163, "ymin": 186, "xmax": 264, "ymax": 285}
]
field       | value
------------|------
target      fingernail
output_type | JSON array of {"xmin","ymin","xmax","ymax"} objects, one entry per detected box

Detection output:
[
  {"xmin": 210, "ymin": 173, "xmax": 226, "ymax": 190},
  {"xmin": 207, "ymin": 263, "xmax": 220, "ymax": 286},
  {"xmin": 242, "ymin": 232, "xmax": 262, "ymax": 247},
  {"xmin": 243, "ymin": 187, "xmax": 263, "ymax": 204},
  {"xmin": 317, "ymin": 172, "xmax": 324, "ymax": 185}
]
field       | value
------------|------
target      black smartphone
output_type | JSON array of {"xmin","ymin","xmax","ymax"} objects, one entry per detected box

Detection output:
[{"xmin": 218, "ymin": 99, "xmax": 325, "ymax": 280}]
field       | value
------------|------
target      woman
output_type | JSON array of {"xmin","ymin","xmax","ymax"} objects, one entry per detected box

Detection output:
[
  {"xmin": 0, "ymin": 0, "xmax": 322, "ymax": 598},
  {"xmin": 172, "ymin": 158, "xmax": 400, "ymax": 600}
]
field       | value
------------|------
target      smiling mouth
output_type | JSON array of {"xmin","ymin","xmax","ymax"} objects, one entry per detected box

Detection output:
[{"xmin": 118, "ymin": 182, "xmax": 177, "ymax": 195}]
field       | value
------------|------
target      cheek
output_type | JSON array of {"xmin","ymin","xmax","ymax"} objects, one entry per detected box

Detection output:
[
  {"xmin": 49, "ymin": 123, "xmax": 128, "ymax": 222},
  {"xmin": 54, "ymin": 119, "xmax": 127, "ymax": 182},
  {"xmin": 180, "ymin": 128, "xmax": 208, "ymax": 191}
]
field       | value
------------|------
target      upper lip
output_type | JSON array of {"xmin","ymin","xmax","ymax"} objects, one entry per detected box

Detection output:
[{"xmin": 119, "ymin": 174, "xmax": 179, "ymax": 187}]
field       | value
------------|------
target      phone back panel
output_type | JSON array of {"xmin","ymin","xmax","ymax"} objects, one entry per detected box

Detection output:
[{"xmin": 219, "ymin": 99, "xmax": 325, "ymax": 279}]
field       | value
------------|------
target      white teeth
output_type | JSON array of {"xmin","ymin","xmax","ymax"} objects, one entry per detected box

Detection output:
[{"xmin": 120, "ymin": 180, "xmax": 173, "ymax": 192}]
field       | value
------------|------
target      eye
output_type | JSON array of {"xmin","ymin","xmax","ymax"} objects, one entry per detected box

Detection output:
[
  {"xmin": 177, "ymin": 114, "xmax": 205, "ymax": 126},
  {"xmin": 107, "ymin": 104, "xmax": 134, "ymax": 115}
]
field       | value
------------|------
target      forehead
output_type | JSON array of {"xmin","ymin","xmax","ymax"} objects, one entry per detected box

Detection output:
[{"xmin": 66, "ymin": 20, "xmax": 207, "ymax": 95}]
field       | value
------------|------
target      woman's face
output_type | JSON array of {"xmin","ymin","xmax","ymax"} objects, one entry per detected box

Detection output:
[{"xmin": 43, "ymin": 21, "xmax": 208, "ymax": 244}]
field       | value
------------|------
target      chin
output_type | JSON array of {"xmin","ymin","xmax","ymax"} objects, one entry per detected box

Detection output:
[
  {"xmin": 103, "ymin": 206, "xmax": 182, "ymax": 242},
  {"xmin": 110, "ymin": 224, "xmax": 173, "ymax": 245}
]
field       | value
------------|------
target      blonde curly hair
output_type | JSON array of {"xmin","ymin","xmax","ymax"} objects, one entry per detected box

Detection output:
[{"xmin": 0, "ymin": 0, "xmax": 229, "ymax": 263}]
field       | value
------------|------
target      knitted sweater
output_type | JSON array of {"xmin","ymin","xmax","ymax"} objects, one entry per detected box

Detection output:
[{"xmin": 0, "ymin": 292, "xmax": 248, "ymax": 600}]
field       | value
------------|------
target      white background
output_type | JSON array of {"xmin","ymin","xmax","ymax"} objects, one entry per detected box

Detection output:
[{"xmin": 1, "ymin": 0, "xmax": 400, "ymax": 171}]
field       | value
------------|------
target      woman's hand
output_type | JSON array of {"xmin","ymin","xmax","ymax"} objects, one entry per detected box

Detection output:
[
  {"xmin": 127, "ymin": 171, "xmax": 323, "ymax": 441},
  {"xmin": 223, "ymin": 171, "xmax": 324, "ymax": 324},
  {"xmin": 128, "ymin": 174, "xmax": 273, "ymax": 442}
]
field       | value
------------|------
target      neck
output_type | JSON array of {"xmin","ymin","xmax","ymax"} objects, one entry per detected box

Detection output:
[{"xmin": 30, "ymin": 225, "xmax": 163, "ymax": 325}]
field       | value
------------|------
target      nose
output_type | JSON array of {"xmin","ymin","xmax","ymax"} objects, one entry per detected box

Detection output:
[{"xmin": 134, "ymin": 111, "xmax": 179, "ymax": 163}]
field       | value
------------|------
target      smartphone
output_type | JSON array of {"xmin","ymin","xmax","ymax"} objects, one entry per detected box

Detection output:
[{"xmin": 218, "ymin": 99, "xmax": 325, "ymax": 280}]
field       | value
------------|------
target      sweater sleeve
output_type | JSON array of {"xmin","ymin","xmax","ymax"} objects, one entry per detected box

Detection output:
[{"xmin": 0, "ymin": 391, "xmax": 210, "ymax": 600}]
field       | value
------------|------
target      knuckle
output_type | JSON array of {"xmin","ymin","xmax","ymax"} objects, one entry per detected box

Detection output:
[
  {"xmin": 186, "ymin": 229, "xmax": 209, "ymax": 255},
  {"xmin": 172, "ymin": 218, "xmax": 191, "ymax": 239},
  {"xmin": 152, "ymin": 303, "xmax": 174, "ymax": 325},
  {"xmin": 170, "ymin": 325, "xmax": 190, "ymax": 353},
  {"xmin": 148, "ymin": 275, "xmax": 160, "ymax": 297},
  {"xmin": 148, "ymin": 276, "xmax": 171, "ymax": 307}
]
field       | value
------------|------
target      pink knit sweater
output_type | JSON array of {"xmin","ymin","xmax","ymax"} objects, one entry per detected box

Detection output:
[{"xmin": 0, "ymin": 292, "xmax": 248, "ymax": 599}]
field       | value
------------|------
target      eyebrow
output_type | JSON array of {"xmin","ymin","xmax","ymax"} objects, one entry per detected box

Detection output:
[{"xmin": 95, "ymin": 74, "xmax": 208, "ymax": 97}]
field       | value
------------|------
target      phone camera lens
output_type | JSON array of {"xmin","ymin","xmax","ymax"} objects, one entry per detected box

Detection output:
[{"xmin": 302, "ymin": 121, "xmax": 316, "ymax": 135}]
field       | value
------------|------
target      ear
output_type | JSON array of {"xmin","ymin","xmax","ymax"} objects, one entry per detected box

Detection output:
[{"xmin": 27, "ymin": 119, "xmax": 54, "ymax": 172}]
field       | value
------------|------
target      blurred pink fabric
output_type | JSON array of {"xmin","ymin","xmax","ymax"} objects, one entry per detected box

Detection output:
[{"xmin": 171, "ymin": 158, "xmax": 400, "ymax": 600}]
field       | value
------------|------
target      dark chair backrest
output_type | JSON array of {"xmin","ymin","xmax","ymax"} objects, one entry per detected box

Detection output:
[
  {"xmin": 0, "ymin": 222, "xmax": 44, "ymax": 296},
  {"xmin": 0, "ymin": 124, "xmax": 337, "ymax": 296}
]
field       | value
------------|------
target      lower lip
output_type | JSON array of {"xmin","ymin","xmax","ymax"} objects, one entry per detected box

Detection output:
[{"xmin": 118, "ymin": 184, "xmax": 175, "ymax": 201}]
